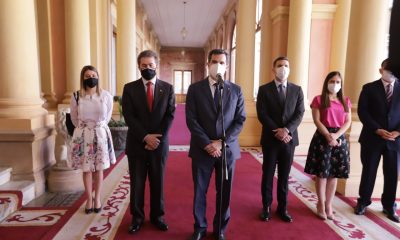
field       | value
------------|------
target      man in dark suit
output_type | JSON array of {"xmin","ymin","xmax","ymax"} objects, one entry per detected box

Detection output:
[
  {"xmin": 256, "ymin": 56, "xmax": 304, "ymax": 223},
  {"xmin": 355, "ymin": 58, "xmax": 400, "ymax": 223},
  {"xmin": 122, "ymin": 50, "xmax": 175, "ymax": 233},
  {"xmin": 186, "ymin": 49, "xmax": 246, "ymax": 240}
]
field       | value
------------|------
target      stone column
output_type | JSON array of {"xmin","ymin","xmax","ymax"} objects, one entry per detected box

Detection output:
[
  {"xmin": 235, "ymin": 0, "xmax": 258, "ymax": 146},
  {"xmin": 116, "ymin": 0, "xmax": 136, "ymax": 95},
  {"xmin": 37, "ymin": 0, "xmax": 58, "ymax": 109},
  {"xmin": 89, "ymin": 0, "xmax": 112, "ymax": 91},
  {"xmin": 0, "ymin": 0, "xmax": 56, "ymax": 196},
  {"xmin": 337, "ymin": 0, "xmax": 389, "ymax": 197},
  {"xmin": 329, "ymin": 0, "xmax": 351, "ymax": 76},
  {"xmin": 286, "ymin": 0, "xmax": 312, "ymax": 102},
  {"xmin": 259, "ymin": 0, "xmax": 273, "ymax": 86},
  {"xmin": 63, "ymin": 0, "xmax": 91, "ymax": 103}
]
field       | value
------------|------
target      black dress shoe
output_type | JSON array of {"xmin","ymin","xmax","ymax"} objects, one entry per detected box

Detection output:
[
  {"xmin": 354, "ymin": 203, "xmax": 367, "ymax": 215},
  {"xmin": 151, "ymin": 219, "xmax": 168, "ymax": 231},
  {"xmin": 213, "ymin": 232, "xmax": 225, "ymax": 240},
  {"xmin": 277, "ymin": 210, "xmax": 293, "ymax": 222},
  {"xmin": 383, "ymin": 209, "xmax": 400, "ymax": 223},
  {"xmin": 191, "ymin": 230, "xmax": 206, "ymax": 240},
  {"xmin": 128, "ymin": 222, "xmax": 142, "ymax": 234},
  {"xmin": 84, "ymin": 208, "xmax": 93, "ymax": 214},
  {"xmin": 260, "ymin": 207, "xmax": 271, "ymax": 221},
  {"xmin": 93, "ymin": 205, "xmax": 102, "ymax": 213}
]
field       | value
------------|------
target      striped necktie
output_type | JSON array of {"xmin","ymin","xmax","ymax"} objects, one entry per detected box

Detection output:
[{"xmin": 386, "ymin": 83, "xmax": 393, "ymax": 103}]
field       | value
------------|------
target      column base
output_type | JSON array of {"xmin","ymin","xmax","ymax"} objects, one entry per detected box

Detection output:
[
  {"xmin": 239, "ymin": 100, "xmax": 261, "ymax": 146},
  {"xmin": 48, "ymin": 167, "xmax": 84, "ymax": 192},
  {"xmin": 0, "ymin": 115, "xmax": 56, "ymax": 196}
]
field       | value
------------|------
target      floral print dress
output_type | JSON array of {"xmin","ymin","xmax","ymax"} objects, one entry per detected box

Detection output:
[{"xmin": 69, "ymin": 90, "xmax": 116, "ymax": 172}]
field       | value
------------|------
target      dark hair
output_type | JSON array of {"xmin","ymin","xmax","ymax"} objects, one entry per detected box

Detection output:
[
  {"xmin": 273, "ymin": 56, "xmax": 289, "ymax": 67},
  {"xmin": 137, "ymin": 50, "xmax": 159, "ymax": 66},
  {"xmin": 207, "ymin": 49, "xmax": 229, "ymax": 63},
  {"xmin": 320, "ymin": 71, "xmax": 349, "ymax": 112},
  {"xmin": 80, "ymin": 65, "xmax": 100, "ymax": 96},
  {"xmin": 381, "ymin": 58, "xmax": 389, "ymax": 69}
]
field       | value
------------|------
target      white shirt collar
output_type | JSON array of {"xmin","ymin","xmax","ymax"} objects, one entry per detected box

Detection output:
[
  {"xmin": 381, "ymin": 78, "xmax": 394, "ymax": 88},
  {"xmin": 274, "ymin": 79, "xmax": 287, "ymax": 88},
  {"xmin": 142, "ymin": 77, "xmax": 156, "ymax": 86},
  {"xmin": 208, "ymin": 76, "xmax": 218, "ymax": 87}
]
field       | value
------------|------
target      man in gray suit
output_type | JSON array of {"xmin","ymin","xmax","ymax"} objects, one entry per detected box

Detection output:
[{"xmin": 186, "ymin": 49, "xmax": 246, "ymax": 240}]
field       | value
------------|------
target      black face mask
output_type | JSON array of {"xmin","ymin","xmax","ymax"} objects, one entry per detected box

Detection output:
[
  {"xmin": 84, "ymin": 78, "xmax": 98, "ymax": 88},
  {"xmin": 141, "ymin": 68, "xmax": 156, "ymax": 80}
]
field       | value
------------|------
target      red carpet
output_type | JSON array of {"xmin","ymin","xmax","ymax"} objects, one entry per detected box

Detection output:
[
  {"xmin": 114, "ymin": 151, "xmax": 342, "ymax": 239},
  {"xmin": 0, "ymin": 153, "xmax": 126, "ymax": 240},
  {"xmin": 169, "ymin": 104, "xmax": 191, "ymax": 145}
]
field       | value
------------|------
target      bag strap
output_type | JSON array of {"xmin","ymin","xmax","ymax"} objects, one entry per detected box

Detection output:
[{"xmin": 73, "ymin": 91, "xmax": 79, "ymax": 105}]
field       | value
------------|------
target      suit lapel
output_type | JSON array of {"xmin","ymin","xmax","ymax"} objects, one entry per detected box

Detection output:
[
  {"xmin": 222, "ymin": 81, "xmax": 231, "ymax": 110},
  {"xmin": 135, "ymin": 80, "xmax": 151, "ymax": 112},
  {"xmin": 201, "ymin": 79, "xmax": 216, "ymax": 113},
  {"xmin": 389, "ymin": 80, "xmax": 400, "ymax": 112},
  {"xmin": 152, "ymin": 80, "xmax": 164, "ymax": 111}
]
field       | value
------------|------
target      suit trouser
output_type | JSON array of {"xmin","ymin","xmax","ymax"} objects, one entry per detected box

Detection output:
[
  {"xmin": 358, "ymin": 144, "xmax": 398, "ymax": 209},
  {"xmin": 192, "ymin": 155, "xmax": 236, "ymax": 233},
  {"xmin": 127, "ymin": 152, "xmax": 166, "ymax": 224},
  {"xmin": 261, "ymin": 143, "xmax": 295, "ymax": 211}
]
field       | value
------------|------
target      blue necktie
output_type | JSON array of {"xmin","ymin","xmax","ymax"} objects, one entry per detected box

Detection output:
[{"xmin": 214, "ymin": 83, "xmax": 219, "ymax": 110}]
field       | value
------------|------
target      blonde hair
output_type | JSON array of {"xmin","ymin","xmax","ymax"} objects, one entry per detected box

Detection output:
[{"xmin": 79, "ymin": 65, "xmax": 101, "ymax": 97}]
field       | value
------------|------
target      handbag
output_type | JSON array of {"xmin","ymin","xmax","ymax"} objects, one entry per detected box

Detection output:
[{"xmin": 66, "ymin": 91, "xmax": 79, "ymax": 136}]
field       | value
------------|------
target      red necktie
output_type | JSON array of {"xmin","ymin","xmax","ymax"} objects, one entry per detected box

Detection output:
[{"xmin": 146, "ymin": 82, "xmax": 153, "ymax": 112}]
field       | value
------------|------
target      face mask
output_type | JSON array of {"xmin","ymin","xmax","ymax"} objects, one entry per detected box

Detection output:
[
  {"xmin": 209, "ymin": 63, "xmax": 226, "ymax": 80},
  {"xmin": 84, "ymin": 78, "xmax": 98, "ymax": 88},
  {"xmin": 141, "ymin": 68, "xmax": 156, "ymax": 80},
  {"xmin": 327, "ymin": 83, "xmax": 341, "ymax": 94},
  {"xmin": 382, "ymin": 70, "xmax": 396, "ymax": 83},
  {"xmin": 276, "ymin": 66, "xmax": 290, "ymax": 81}
]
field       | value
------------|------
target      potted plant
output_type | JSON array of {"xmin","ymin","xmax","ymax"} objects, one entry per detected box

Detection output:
[{"xmin": 108, "ymin": 96, "xmax": 128, "ymax": 151}]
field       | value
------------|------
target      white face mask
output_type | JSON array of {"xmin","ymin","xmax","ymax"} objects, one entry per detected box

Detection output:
[
  {"xmin": 382, "ymin": 70, "xmax": 396, "ymax": 83},
  {"xmin": 275, "ymin": 66, "xmax": 290, "ymax": 81},
  {"xmin": 327, "ymin": 83, "xmax": 341, "ymax": 94},
  {"xmin": 209, "ymin": 63, "xmax": 226, "ymax": 80}
]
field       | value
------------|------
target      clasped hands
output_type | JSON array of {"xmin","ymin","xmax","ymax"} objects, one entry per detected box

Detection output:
[
  {"xmin": 204, "ymin": 140, "xmax": 222, "ymax": 158},
  {"xmin": 376, "ymin": 129, "xmax": 400, "ymax": 141},
  {"xmin": 325, "ymin": 132, "xmax": 341, "ymax": 147},
  {"xmin": 273, "ymin": 128, "xmax": 292, "ymax": 143},
  {"xmin": 144, "ymin": 134, "xmax": 162, "ymax": 150}
]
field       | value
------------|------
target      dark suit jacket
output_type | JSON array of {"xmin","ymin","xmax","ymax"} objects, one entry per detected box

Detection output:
[
  {"xmin": 358, "ymin": 79, "xmax": 400, "ymax": 151},
  {"xmin": 185, "ymin": 78, "xmax": 246, "ymax": 164},
  {"xmin": 122, "ymin": 78, "xmax": 175, "ymax": 157},
  {"xmin": 256, "ymin": 81, "xmax": 305, "ymax": 146}
]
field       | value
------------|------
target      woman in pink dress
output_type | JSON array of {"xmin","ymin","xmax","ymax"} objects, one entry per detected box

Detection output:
[
  {"xmin": 304, "ymin": 71, "xmax": 351, "ymax": 220},
  {"xmin": 69, "ymin": 65, "xmax": 116, "ymax": 214}
]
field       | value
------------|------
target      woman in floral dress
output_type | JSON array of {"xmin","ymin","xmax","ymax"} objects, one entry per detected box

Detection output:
[
  {"xmin": 70, "ymin": 65, "xmax": 116, "ymax": 214},
  {"xmin": 304, "ymin": 71, "xmax": 351, "ymax": 220}
]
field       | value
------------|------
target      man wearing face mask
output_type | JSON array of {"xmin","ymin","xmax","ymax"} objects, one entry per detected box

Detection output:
[
  {"xmin": 256, "ymin": 56, "xmax": 304, "ymax": 223},
  {"xmin": 122, "ymin": 50, "xmax": 176, "ymax": 233},
  {"xmin": 355, "ymin": 58, "xmax": 400, "ymax": 222},
  {"xmin": 186, "ymin": 49, "xmax": 246, "ymax": 240}
]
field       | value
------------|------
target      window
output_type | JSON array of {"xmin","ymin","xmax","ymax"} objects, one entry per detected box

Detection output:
[
  {"xmin": 254, "ymin": 0, "xmax": 262, "ymax": 97},
  {"xmin": 174, "ymin": 70, "xmax": 192, "ymax": 94},
  {"xmin": 230, "ymin": 25, "xmax": 237, "ymax": 83}
]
